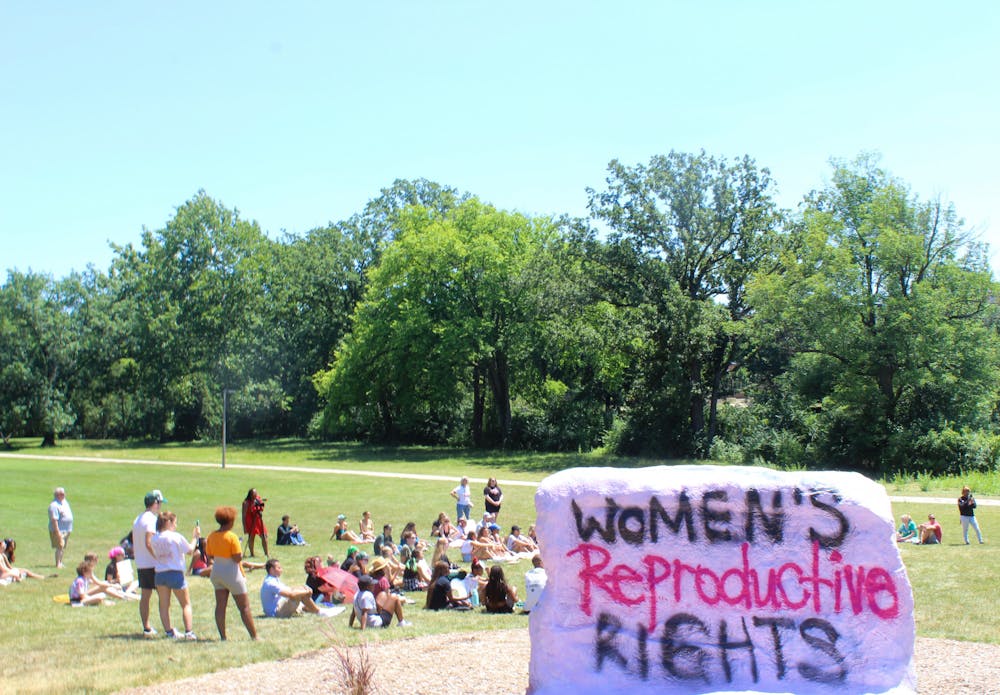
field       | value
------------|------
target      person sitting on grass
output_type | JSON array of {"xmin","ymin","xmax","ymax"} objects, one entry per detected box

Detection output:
[
  {"xmin": 330, "ymin": 514, "xmax": 361, "ymax": 542},
  {"xmin": 346, "ymin": 551, "xmax": 370, "ymax": 578},
  {"xmin": 304, "ymin": 555, "xmax": 338, "ymax": 603},
  {"xmin": 104, "ymin": 546, "xmax": 139, "ymax": 596},
  {"xmin": 339, "ymin": 546, "xmax": 359, "ymax": 572},
  {"xmin": 917, "ymin": 513, "xmax": 943, "ymax": 545},
  {"xmin": 1, "ymin": 538, "xmax": 46, "ymax": 581},
  {"xmin": 276, "ymin": 515, "xmax": 307, "ymax": 546},
  {"xmin": 896, "ymin": 514, "xmax": 918, "ymax": 543},
  {"xmin": 431, "ymin": 536, "xmax": 456, "ymax": 568},
  {"xmin": 464, "ymin": 558, "xmax": 486, "ymax": 608},
  {"xmin": 69, "ymin": 561, "xmax": 110, "ymax": 606},
  {"xmin": 82, "ymin": 552, "xmax": 130, "ymax": 600},
  {"xmin": 368, "ymin": 557, "xmax": 412, "ymax": 626},
  {"xmin": 373, "ymin": 524, "xmax": 396, "ymax": 557},
  {"xmin": 260, "ymin": 559, "xmax": 337, "ymax": 618},
  {"xmin": 349, "ymin": 574, "xmax": 404, "ymax": 630},
  {"xmin": 359, "ymin": 511, "xmax": 376, "ymax": 542},
  {"xmin": 483, "ymin": 564, "xmax": 518, "ymax": 613},
  {"xmin": 505, "ymin": 525, "xmax": 537, "ymax": 554},
  {"xmin": 425, "ymin": 560, "xmax": 471, "ymax": 611}
]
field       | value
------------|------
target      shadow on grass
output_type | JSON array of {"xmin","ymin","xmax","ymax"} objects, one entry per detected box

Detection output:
[{"xmin": 12, "ymin": 436, "xmax": 698, "ymax": 475}]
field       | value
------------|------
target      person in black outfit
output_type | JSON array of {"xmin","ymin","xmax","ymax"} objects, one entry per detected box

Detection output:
[
  {"xmin": 958, "ymin": 486, "xmax": 984, "ymax": 544},
  {"xmin": 483, "ymin": 477, "xmax": 503, "ymax": 519}
]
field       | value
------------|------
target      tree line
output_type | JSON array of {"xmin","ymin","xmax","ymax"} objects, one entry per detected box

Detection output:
[{"xmin": 2, "ymin": 152, "xmax": 998, "ymax": 475}]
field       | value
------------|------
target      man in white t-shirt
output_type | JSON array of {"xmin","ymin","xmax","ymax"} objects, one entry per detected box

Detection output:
[
  {"xmin": 523, "ymin": 554, "xmax": 547, "ymax": 614},
  {"xmin": 132, "ymin": 489, "xmax": 166, "ymax": 637}
]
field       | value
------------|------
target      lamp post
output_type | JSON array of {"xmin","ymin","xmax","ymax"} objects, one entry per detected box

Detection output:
[{"xmin": 222, "ymin": 388, "xmax": 236, "ymax": 469}]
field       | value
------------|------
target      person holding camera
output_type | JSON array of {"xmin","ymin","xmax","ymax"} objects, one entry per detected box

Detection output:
[
  {"xmin": 241, "ymin": 488, "xmax": 269, "ymax": 558},
  {"xmin": 958, "ymin": 486, "xmax": 985, "ymax": 544}
]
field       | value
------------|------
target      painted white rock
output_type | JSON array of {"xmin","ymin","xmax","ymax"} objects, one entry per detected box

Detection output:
[{"xmin": 529, "ymin": 466, "xmax": 915, "ymax": 695}]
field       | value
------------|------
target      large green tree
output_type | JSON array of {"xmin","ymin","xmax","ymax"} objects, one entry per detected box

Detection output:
[
  {"xmin": 316, "ymin": 198, "xmax": 562, "ymax": 446},
  {"xmin": 588, "ymin": 151, "xmax": 780, "ymax": 456},
  {"xmin": 0, "ymin": 270, "xmax": 84, "ymax": 445},
  {"xmin": 749, "ymin": 155, "xmax": 1000, "ymax": 472},
  {"xmin": 107, "ymin": 192, "xmax": 278, "ymax": 440}
]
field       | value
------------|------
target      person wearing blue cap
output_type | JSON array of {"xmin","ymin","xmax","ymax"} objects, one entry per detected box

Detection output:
[
  {"xmin": 330, "ymin": 514, "xmax": 361, "ymax": 542},
  {"xmin": 132, "ymin": 489, "xmax": 166, "ymax": 637}
]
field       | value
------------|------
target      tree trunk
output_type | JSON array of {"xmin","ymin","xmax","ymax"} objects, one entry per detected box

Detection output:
[
  {"xmin": 41, "ymin": 432, "xmax": 57, "ymax": 447},
  {"xmin": 486, "ymin": 351, "xmax": 512, "ymax": 445},
  {"xmin": 688, "ymin": 359, "xmax": 705, "ymax": 455},
  {"xmin": 471, "ymin": 363, "xmax": 485, "ymax": 447}
]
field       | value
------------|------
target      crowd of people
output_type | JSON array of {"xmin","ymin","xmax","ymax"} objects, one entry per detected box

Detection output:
[
  {"xmin": 8, "ymin": 478, "xmax": 986, "ymax": 643},
  {"xmin": 895, "ymin": 486, "xmax": 986, "ymax": 545},
  {"xmin": 6, "ymin": 478, "xmax": 546, "ymax": 641}
]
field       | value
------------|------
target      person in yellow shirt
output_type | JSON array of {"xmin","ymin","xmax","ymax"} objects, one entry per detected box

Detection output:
[{"xmin": 205, "ymin": 506, "xmax": 258, "ymax": 640}]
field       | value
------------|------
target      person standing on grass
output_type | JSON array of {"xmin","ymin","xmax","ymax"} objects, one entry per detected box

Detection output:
[
  {"xmin": 206, "ymin": 506, "xmax": 258, "ymax": 640},
  {"xmin": 958, "ymin": 486, "xmax": 985, "ymax": 545},
  {"xmin": 152, "ymin": 511, "xmax": 200, "ymax": 639},
  {"xmin": 483, "ymin": 477, "xmax": 503, "ymax": 519},
  {"xmin": 48, "ymin": 487, "xmax": 73, "ymax": 569},
  {"xmin": 242, "ymin": 488, "xmax": 269, "ymax": 558},
  {"xmin": 133, "ymin": 489, "xmax": 166, "ymax": 637},
  {"xmin": 451, "ymin": 476, "xmax": 472, "ymax": 521}
]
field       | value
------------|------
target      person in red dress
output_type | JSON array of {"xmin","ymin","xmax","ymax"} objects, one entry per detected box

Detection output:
[{"xmin": 241, "ymin": 488, "xmax": 269, "ymax": 558}]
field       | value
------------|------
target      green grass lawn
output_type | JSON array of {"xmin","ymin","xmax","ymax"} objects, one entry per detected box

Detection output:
[{"xmin": 1, "ymin": 439, "xmax": 997, "ymax": 693}]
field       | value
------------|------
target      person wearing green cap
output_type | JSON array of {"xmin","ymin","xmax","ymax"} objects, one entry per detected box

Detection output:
[
  {"xmin": 132, "ymin": 489, "xmax": 166, "ymax": 637},
  {"xmin": 340, "ymin": 545, "xmax": 359, "ymax": 572}
]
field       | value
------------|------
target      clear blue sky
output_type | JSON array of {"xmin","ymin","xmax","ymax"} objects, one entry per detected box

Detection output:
[{"xmin": 3, "ymin": 2, "xmax": 998, "ymax": 279}]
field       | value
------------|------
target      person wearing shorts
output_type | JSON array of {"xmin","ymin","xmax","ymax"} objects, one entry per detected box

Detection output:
[
  {"xmin": 48, "ymin": 487, "xmax": 73, "ymax": 569},
  {"xmin": 151, "ymin": 510, "xmax": 199, "ymax": 639},
  {"xmin": 349, "ymin": 575, "xmax": 390, "ymax": 629},
  {"xmin": 260, "ymin": 559, "xmax": 333, "ymax": 618},
  {"xmin": 205, "ymin": 505, "xmax": 257, "ymax": 640},
  {"xmin": 132, "ymin": 489, "xmax": 165, "ymax": 637}
]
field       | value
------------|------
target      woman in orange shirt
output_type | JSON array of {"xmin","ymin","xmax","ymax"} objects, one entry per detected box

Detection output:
[{"xmin": 206, "ymin": 506, "xmax": 258, "ymax": 640}]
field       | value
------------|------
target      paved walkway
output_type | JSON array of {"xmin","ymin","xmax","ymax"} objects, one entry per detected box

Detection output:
[{"xmin": 2, "ymin": 452, "xmax": 997, "ymax": 503}]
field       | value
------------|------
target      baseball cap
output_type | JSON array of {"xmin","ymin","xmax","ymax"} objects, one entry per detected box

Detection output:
[
  {"xmin": 337, "ymin": 514, "xmax": 346, "ymax": 520},
  {"xmin": 489, "ymin": 523, "xmax": 500, "ymax": 531},
  {"xmin": 144, "ymin": 489, "xmax": 167, "ymax": 506},
  {"xmin": 347, "ymin": 545, "xmax": 358, "ymax": 556}
]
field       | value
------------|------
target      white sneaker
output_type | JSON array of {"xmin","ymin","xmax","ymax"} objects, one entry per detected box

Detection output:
[
  {"xmin": 397, "ymin": 619, "xmax": 413, "ymax": 627},
  {"xmin": 142, "ymin": 627, "xmax": 158, "ymax": 639},
  {"xmin": 317, "ymin": 606, "xmax": 345, "ymax": 618},
  {"xmin": 166, "ymin": 629, "xmax": 184, "ymax": 640},
  {"xmin": 184, "ymin": 631, "xmax": 197, "ymax": 641}
]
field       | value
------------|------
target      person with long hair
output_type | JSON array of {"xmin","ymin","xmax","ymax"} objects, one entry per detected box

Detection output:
[
  {"xmin": 483, "ymin": 564, "xmax": 518, "ymax": 613},
  {"xmin": 425, "ymin": 560, "xmax": 469, "ymax": 610},
  {"xmin": 206, "ymin": 506, "xmax": 258, "ymax": 640},
  {"xmin": 1, "ymin": 538, "xmax": 45, "ymax": 580},
  {"xmin": 241, "ymin": 488, "xmax": 269, "ymax": 558},
  {"xmin": 359, "ymin": 511, "xmax": 375, "ymax": 542},
  {"xmin": 151, "ymin": 511, "xmax": 200, "ymax": 639},
  {"xmin": 483, "ymin": 477, "xmax": 504, "ymax": 519}
]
